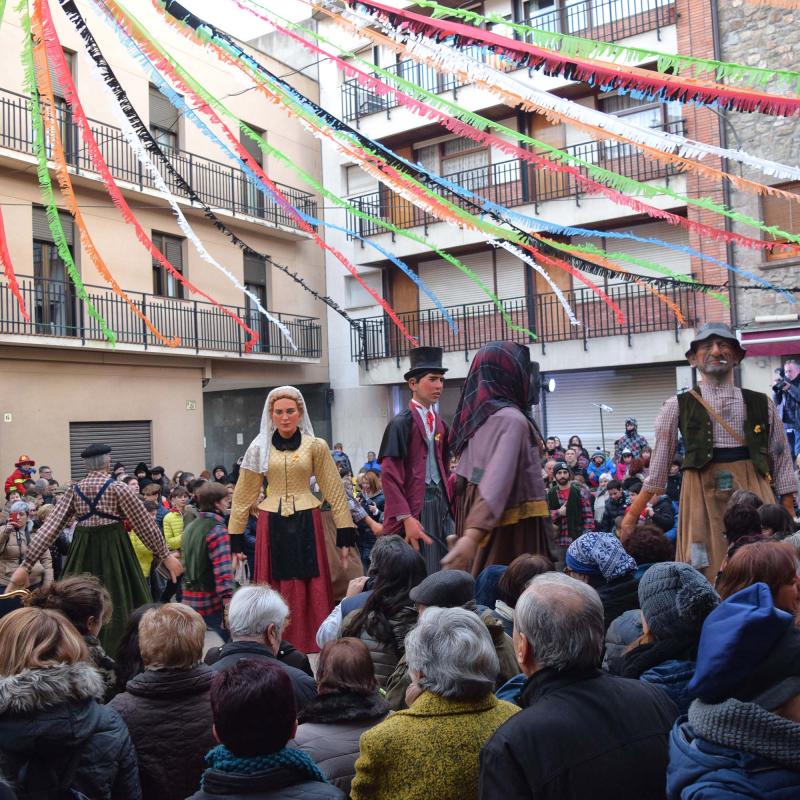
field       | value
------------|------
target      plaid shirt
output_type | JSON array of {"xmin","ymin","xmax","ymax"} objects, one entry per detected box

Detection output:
[
  {"xmin": 183, "ymin": 512, "xmax": 234, "ymax": 617},
  {"xmin": 644, "ymin": 384, "xmax": 796, "ymax": 497},
  {"xmin": 23, "ymin": 471, "xmax": 168, "ymax": 570},
  {"xmin": 552, "ymin": 484, "xmax": 595, "ymax": 547}
]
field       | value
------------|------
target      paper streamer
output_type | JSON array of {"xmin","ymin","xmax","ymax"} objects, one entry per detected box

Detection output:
[
  {"xmin": 31, "ymin": 1, "xmax": 180, "ymax": 347},
  {"xmin": 0, "ymin": 207, "xmax": 28, "ymax": 321},
  {"xmin": 343, "ymin": 0, "xmax": 800, "ymax": 117},
  {"xmin": 18, "ymin": 0, "xmax": 116, "ymax": 345},
  {"xmin": 93, "ymin": 0, "xmax": 455, "ymax": 333},
  {"xmin": 407, "ymin": 0, "xmax": 800, "ymax": 93}
]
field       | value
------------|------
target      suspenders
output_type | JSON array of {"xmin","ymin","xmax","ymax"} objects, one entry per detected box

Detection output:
[{"xmin": 74, "ymin": 477, "xmax": 124, "ymax": 523}]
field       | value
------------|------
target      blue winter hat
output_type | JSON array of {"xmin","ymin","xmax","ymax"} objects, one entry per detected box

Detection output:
[
  {"xmin": 688, "ymin": 582, "xmax": 794, "ymax": 704},
  {"xmin": 566, "ymin": 532, "xmax": 636, "ymax": 581}
]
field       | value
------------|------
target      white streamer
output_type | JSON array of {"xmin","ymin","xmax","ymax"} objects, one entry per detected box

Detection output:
[
  {"xmin": 340, "ymin": 2, "xmax": 800, "ymax": 181},
  {"xmin": 83, "ymin": 54, "xmax": 297, "ymax": 350},
  {"xmin": 490, "ymin": 240, "xmax": 580, "ymax": 326}
]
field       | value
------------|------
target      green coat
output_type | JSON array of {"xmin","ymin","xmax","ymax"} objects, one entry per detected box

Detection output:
[{"xmin": 350, "ymin": 691, "xmax": 519, "ymax": 800}]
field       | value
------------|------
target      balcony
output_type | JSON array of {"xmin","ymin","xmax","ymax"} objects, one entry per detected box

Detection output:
[
  {"xmin": 340, "ymin": 0, "xmax": 676, "ymax": 123},
  {"xmin": 0, "ymin": 275, "xmax": 322, "ymax": 359},
  {"xmin": 350, "ymin": 283, "xmax": 699, "ymax": 364},
  {"xmin": 0, "ymin": 87, "xmax": 317, "ymax": 232},
  {"xmin": 345, "ymin": 121, "xmax": 683, "ymax": 237},
  {"xmin": 524, "ymin": 0, "xmax": 676, "ymax": 41}
]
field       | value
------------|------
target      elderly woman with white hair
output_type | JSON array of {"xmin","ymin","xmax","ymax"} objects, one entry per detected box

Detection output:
[
  {"xmin": 0, "ymin": 500, "xmax": 53, "ymax": 592},
  {"xmin": 228, "ymin": 387, "xmax": 356, "ymax": 652},
  {"xmin": 350, "ymin": 607, "xmax": 519, "ymax": 800}
]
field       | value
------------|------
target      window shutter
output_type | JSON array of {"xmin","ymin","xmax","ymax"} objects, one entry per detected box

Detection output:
[
  {"xmin": 162, "ymin": 236, "xmax": 184, "ymax": 273},
  {"xmin": 32, "ymin": 206, "xmax": 74, "ymax": 246},
  {"xmin": 149, "ymin": 87, "xmax": 180, "ymax": 133},
  {"xmin": 346, "ymin": 165, "xmax": 378, "ymax": 196},
  {"xmin": 763, "ymin": 182, "xmax": 800, "ymax": 261},
  {"xmin": 244, "ymin": 252, "xmax": 267, "ymax": 285},
  {"xmin": 240, "ymin": 126, "xmax": 263, "ymax": 167}
]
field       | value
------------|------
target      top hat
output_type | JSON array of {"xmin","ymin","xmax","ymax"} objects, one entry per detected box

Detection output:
[
  {"xmin": 404, "ymin": 346, "xmax": 448, "ymax": 381},
  {"xmin": 686, "ymin": 323, "xmax": 746, "ymax": 360}
]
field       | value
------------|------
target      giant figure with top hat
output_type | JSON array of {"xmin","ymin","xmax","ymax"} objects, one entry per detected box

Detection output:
[
  {"xmin": 378, "ymin": 347, "xmax": 453, "ymax": 574},
  {"xmin": 623, "ymin": 323, "xmax": 796, "ymax": 579}
]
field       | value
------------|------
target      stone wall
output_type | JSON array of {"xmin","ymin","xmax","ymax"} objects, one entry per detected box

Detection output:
[{"xmin": 718, "ymin": 0, "xmax": 800, "ymax": 326}]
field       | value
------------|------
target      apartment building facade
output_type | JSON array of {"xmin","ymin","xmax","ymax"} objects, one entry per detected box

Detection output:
[
  {"xmin": 0, "ymin": 4, "xmax": 330, "ymax": 480},
  {"xmin": 316, "ymin": 0, "xmax": 748, "ymax": 462}
]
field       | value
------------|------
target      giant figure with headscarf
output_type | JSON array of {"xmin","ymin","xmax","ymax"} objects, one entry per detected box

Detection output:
[
  {"xmin": 443, "ymin": 341, "xmax": 555, "ymax": 574},
  {"xmin": 228, "ymin": 386, "xmax": 356, "ymax": 652}
]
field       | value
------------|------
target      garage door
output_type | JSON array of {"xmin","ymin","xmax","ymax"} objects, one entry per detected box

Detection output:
[
  {"xmin": 541, "ymin": 365, "xmax": 679, "ymax": 454},
  {"xmin": 69, "ymin": 421, "xmax": 152, "ymax": 480}
]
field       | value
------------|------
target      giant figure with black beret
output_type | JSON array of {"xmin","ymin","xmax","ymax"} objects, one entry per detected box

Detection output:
[
  {"xmin": 378, "ymin": 347, "xmax": 453, "ymax": 574},
  {"xmin": 8, "ymin": 444, "xmax": 181, "ymax": 655},
  {"xmin": 623, "ymin": 323, "xmax": 796, "ymax": 580}
]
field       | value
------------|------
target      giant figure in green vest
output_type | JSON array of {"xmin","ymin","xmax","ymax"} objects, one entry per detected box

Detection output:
[{"xmin": 622, "ymin": 323, "xmax": 796, "ymax": 580}]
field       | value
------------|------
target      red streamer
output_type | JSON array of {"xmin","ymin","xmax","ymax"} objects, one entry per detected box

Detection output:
[{"xmin": 0, "ymin": 207, "xmax": 29, "ymax": 321}]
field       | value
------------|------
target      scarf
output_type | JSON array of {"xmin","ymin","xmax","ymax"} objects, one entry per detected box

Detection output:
[
  {"xmin": 203, "ymin": 744, "xmax": 326, "ymax": 786},
  {"xmin": 449, "ymin": 342, "xmax": 535, "ymax": 458}
]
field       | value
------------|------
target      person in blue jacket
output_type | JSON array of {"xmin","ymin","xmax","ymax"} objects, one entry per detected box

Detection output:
[
  {"xmin": 586, "ymin": 449, "xmax": 615, "ymax": 489},
  {"xmin": 667, "ymin": 581, "xmax": 800, "ymax": 799}
]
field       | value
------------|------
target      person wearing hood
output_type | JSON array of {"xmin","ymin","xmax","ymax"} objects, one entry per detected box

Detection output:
[
  {"xmin": 109, "ymin": 604, "xmax": 215, "ymax": 800},
  {"xmin": 667, "ymin": 582, "xmax": 800, "ymax": 798},
  {"xmin": 609, "ymin": 562, "xmax": 719, "ymax": 715},
  {"xmin": 134, "ymin": 462, "xmax": 150, "ymax": 490},
  {"xmin": 614, "ymin": 419, "xmax": 649, "ymax": 461},
  {"xmin": 565, "ymin": 532, "xmax": 639, "ymax": 631},
  {"xmin": 586, "ymin": 449, "xmax": 614, "ymax": 489},
  {"xmin": 0, "ymin": 606, "xmax": 140, "ymax": 799},
  {"xmin": 212, "ymin": 465, "xmax": 231, "ymax": 485}
]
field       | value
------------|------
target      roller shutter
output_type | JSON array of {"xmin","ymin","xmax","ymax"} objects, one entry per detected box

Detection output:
[
  {"xmin": 418, "ymin": 251, "xmax": 496, "ymax": 310},
  {"xmin": 32, "ymin": 206, "xmax": 74, "ymax": 246},
  {"xmin": 541, "ymin": 364, "xmax": 678, "ymax": 452},
  {"xmin": 69, "ymin": 421, "xmax": 152, "ymax": 480},
  {"xmin": 494, "ymin": 246, "xmax": 527, "ymax": 300},
  {"xmin": 149, "ymin": 87, "xmax": 179, "ymax": 133}
]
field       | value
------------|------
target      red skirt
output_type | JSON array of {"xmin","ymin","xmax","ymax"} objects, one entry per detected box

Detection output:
[{"xmin": 254, "ymin": 508, "xmax": 333, "ymax": 653}]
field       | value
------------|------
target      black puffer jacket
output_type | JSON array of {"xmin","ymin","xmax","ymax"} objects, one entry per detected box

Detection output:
[
  {"xmin": 188, "ymin": 764, "xmax": 347, "ymax": 799},
  {"xmin": 108, "ymin": 665, "xmax": 215, "ymax": 800},
  {"xmin": 292, "ymin": 690, "xmax": 389, "ymax": 794},
  {"xmin": 0, "ymin": 661, "xmax": 140, "ymax": 799}
]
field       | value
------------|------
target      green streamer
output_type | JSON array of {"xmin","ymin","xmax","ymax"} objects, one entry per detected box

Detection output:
[
  {"xmin": 112, "ymin": 0, "xmax": 534, "ymax": 339},
  {"xmin": 410, "ymin": 0, "xmax": 800, "ymax": 93},
  {"xmin": 17, "ymin": 0, "xmax": 116, "ymax": 345},
  {"xmin": 286, "ymin": 7, "xmax": 800, "ymax": 248}
]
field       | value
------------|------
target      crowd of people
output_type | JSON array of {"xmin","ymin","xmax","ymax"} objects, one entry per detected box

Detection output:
[{"xmin": 1, "ymin": 327, "xmax": 800, "ymax": 798}]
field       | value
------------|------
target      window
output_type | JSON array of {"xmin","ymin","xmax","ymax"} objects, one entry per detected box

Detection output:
[
  {"xmin": 346, "ymin": 164, "xmax": 378, "ymax": 196},
  {"xmin": 152, "ymin": 232, "xmax": 184, "ymax": 298},
  {"xmin": 413, "ymin": 137, "xmax": 490, "ymax": 189},
  {"xmin": 598, "ymin": 94, "xmax": 681, "ymax": 159},
  {"xmin": 244, "ymin": 252, "xmax": 271, "ymax": 352},
  {"xmin": 149, "ymin": 86, "xmax": 179, "ymax": 151},
  {"xmin": 763, "ymin": 182, "xmax": 800, "ymax": 262},
  {"xmin": 345, "ymin": 272, "xmax": 383, "ymax": 309},
  {"xmin": 32, "ymin": 206, "xmax": 75, "ymax": 336},
  {"xmin": 240, "ymin": 124, "xmax": 265, "ymax": 217}
]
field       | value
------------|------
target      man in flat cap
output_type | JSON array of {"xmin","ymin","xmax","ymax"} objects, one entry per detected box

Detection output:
[
  {"xmin": 378, "ymin": 346, "xmax": 453, "ymax": 574},
  {"xmin": 622, "ymin": 323, "xmax": 796, "ymax": 579},
  {"xmin": 9, "ymin": 443, "xmax": 182, "ymax": 655}
]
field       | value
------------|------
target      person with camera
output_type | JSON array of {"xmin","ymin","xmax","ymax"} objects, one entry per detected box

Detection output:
[
  {"xmin": 0, "ymin": 500, "xmax": 53, "ymax": 593},
  {"xmin": 773, "ymin": 358, "xmax": 800, "ymax": 459}
]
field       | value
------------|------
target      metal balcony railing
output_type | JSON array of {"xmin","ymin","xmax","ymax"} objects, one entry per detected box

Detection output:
[
  {"xmin": 0, "ymin": 275, "xmax": 322, "ymax": 359},
  {"xmin": 341, "ymin": 0, "xmax": 676, "ymax": 122},
  {"xmin": 525, "ymin": 0, "xmax": 676, "ymax": 41},
  {"xmin": 344, "ymin": 120, "xmax": 683, "ymax": 236},
  {"xmin": 350, "ymin": 282, "xmax": 699, "ymax": 363},
  {"xmin": 0, "ymin": 87, "xmax": 317, "ymax": 231}
]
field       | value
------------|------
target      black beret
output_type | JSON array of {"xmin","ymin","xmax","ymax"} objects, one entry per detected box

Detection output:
[{"xmin": 81, "ymin": 443, "xmax": 112, "ymax": 459}]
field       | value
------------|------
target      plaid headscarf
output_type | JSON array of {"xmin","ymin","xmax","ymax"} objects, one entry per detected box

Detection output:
[{"xmin": 449, "ymin": 341, "xmax": 533, "ymax": 458}]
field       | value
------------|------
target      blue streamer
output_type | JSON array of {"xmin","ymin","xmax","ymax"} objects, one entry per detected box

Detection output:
[{"xmin": 90, "ymin": 0, "xmax": 458, "ymax": 330}]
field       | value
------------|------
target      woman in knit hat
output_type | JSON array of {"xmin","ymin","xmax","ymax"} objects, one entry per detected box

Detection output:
[
  {"xmin": 565, "ymin": 532, "xmax": 638, "ymax": 630},
  {"xmin": 609, "ymin": 562, "xmax": 719, "ymax": 714}
]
